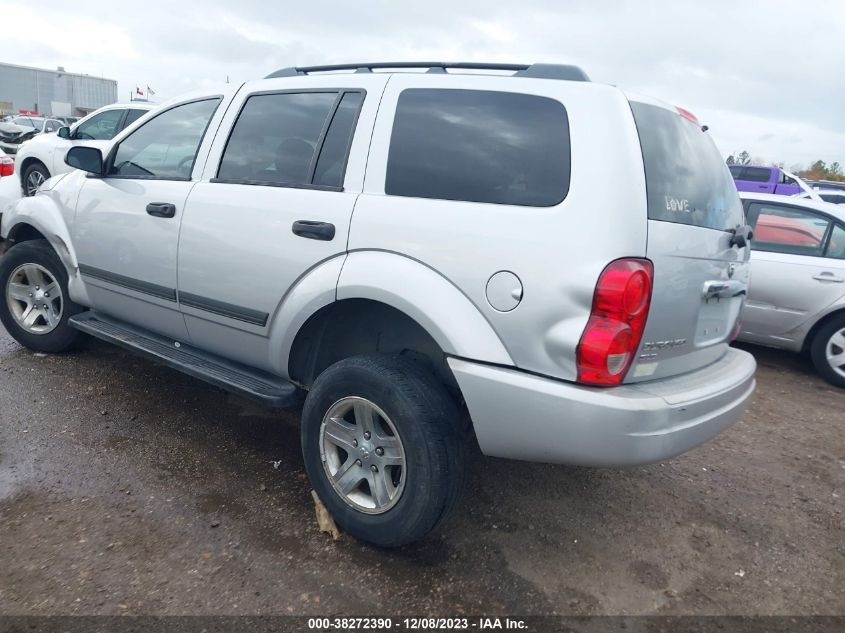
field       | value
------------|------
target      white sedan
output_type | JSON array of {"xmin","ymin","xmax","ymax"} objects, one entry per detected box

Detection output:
[{"xmin": 14, "ymin": 102, "xmax": 156, "ymax": 197}]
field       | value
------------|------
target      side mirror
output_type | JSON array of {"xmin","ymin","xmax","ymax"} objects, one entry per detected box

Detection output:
[
  {"xmin": 65, "ymin": 146, "xmax": 104, "ymax": 176},
  {"xmin": 57, "ymin": 126, "xmax": 71, "ymax": 139}
]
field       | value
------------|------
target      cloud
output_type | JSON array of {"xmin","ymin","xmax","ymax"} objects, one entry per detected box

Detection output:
[{"xmin": 0, "ymin": 0, "xmax": 841, "ymax": 166}]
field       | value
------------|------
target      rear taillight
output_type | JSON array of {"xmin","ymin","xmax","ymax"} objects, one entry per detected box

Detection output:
[
  {"xmin": 576, "ymin": 258, "xmax": 654, "ymax": 386},
  {"xmin": 0, "ymin": 155, "xmax": 13, "ymax": 177}
]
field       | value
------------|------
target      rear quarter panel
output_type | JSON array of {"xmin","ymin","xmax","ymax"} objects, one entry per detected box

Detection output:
[{"xmin": 349, "ymin": 76, "xmax": 648, "ymax": 381}]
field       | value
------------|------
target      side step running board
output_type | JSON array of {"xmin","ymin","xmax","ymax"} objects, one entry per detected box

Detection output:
[{"xmin": 69, "ymin": 311, "xmax": 302, "ymax": 408}]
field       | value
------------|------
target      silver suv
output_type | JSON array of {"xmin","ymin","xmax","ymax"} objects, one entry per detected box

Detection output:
[{"xmin": 0, "ymin": 62, "xmax": 756, "ymax": 547}]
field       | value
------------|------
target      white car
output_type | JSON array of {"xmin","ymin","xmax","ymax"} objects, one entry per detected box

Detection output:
[
  {"xmin": 14, "ymin": 103, "xmax": 156, "ymax": 197},
  {"xmin": 794, "ymin": 189, "xmax": 845, "ymax": 205},
  {"xmin": 738, "ymin": 192, "xmax": 845, "ymax": 386},
  {"xmin": 0, "ymin": 116, "xmax": 65, "ymax": 157}
]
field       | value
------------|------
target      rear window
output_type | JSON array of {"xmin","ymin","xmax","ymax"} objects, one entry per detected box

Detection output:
[
  {"xmin": 631, "ymin": 102, "xmax": 744, "ymax": 232},
  {"xmin": 385, "ymin": 89, "xmax": 570, "ymax": 207}
]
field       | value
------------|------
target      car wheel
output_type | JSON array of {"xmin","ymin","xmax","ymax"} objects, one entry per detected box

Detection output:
[
  {"xmin": 301, "ymin": 354, "xmax": 466, "ymax": 547},
  {"xmin": 0, "ymin": 239, "xmax": 82, "ymax": 353},
  {"xmin": 810, "ymin": 315, "xmax": 845, "ymax": 388},
  {"xmin": 23, "ymin": 162, "xmax": 50, "ymax": 197}
]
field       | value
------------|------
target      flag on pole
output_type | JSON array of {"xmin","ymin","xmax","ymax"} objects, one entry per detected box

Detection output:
[
  {"xmin": 136, "ymin": 86, "xmax": 144, "ymax": 97},
  {"xmin": 147, "ymin": 85, "xmax": 156, "ymax": 96}
]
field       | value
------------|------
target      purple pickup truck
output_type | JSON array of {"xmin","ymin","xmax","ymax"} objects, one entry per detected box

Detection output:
[{"xmin": 728, "ymin": 164, "xmax": 801, "ymax": 195}]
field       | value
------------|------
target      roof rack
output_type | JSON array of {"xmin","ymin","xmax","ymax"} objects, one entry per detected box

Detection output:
[{"xmin": 265, "ymin": 62, "xmax": 590, "ymax": 82}]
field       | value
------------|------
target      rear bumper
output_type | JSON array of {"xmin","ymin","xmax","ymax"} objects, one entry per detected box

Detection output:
[{"xmin": 449, "ymin": 348, "xmax": 756, "ymax": 466}]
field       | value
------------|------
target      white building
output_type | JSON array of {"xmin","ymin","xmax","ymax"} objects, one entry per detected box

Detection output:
[{"xmin": 0, "ymin": 62, "xmax": 118, "ymax": 118}]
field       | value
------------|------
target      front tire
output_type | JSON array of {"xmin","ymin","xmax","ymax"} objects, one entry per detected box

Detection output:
[
  {"xmin": 810, "ymin": 315, "xmax": 845, "ymax": 388},
  {"xmin": 301, "ymin": 354, "xmax": 465, "ymax": 547},
  {"xmin": 23, "ymin": 162, "xmax": 50, "ymax": 197},
  {"xmin": 0, "ymin": 239, "xmax": 82, "ymax": 352}
]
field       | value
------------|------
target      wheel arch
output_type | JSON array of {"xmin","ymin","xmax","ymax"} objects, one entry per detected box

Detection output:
[
  {"xmin": 802, "ymin": 305, "xmax": 845, "ymax": 353},
  {"xmin": 19, "ymin": 156, "xmax": 50, "ymax": 184},
  {"xmin": 276, "ymin": 251, "xmax": 513, "ymax": 389}
]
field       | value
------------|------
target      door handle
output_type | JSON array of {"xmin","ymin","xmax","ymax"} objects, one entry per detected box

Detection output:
[
  {"xmin": 702, "ymin": 279, "xmax": 746, "ymax": 301},
  {"xmin": 292, "ymin": 220, "xmax": 335, "ymax": 241},
  {"xmin": 146, "ymin": 202, "xmax": 176, "ymax": 218},
  {"xmin": 812, "ymin": 272, "xmax": 844, "ymax": 283}
]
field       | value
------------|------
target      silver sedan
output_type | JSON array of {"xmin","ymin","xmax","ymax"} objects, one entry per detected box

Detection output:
[{"xmin": 739, "ymin": 192, "xmax": 845, "ymax": 387}]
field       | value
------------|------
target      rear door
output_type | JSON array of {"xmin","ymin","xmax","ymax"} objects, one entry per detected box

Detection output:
[
  {"xmin": 741, "ymin": 201, "xmax": 845, "ymax": 343},
  {"xmin": 627, "ymin": 101, "xmax": 750, "ymax": 381},
  {"xmin": 177, "ymin": 74, "xmax": 387, "ymax": 373}
]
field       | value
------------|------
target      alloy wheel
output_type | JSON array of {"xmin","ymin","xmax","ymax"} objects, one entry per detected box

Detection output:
[
  {"xmin": 26, "ymin": 169, "xmax": 46, "ymax": 196},
  {"xmin": 319, "ymin": 396, "xmax": 406, "ymax": 514},
  {"xmin": 825, "ymin": 327, "xmax": 845, "ymax": 380},
  {"xmin": 5, "ymin": 263, "xmax": 63, "ymax": 334}
]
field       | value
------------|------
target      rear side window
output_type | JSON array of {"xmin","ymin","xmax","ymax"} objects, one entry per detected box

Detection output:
[
  {"xmin": 217, "ymin": 90, "xmax": 364, "ymax": 189},
  {"xmin": 631, "ymin": 102, "xmax": 744, "ymax": 232},
  {"xmin": 385, "ymin": 89, "xmax": 570, "ymax": 207},
  {"xmin": 743, "ymin": 167, "xmax": 772, "ymax": 182},
  {"xmin": 746, "ymin": 202, "xmax": 831, "ymax": 257},
  {"xmin": 313, "ymin": 92, "xmax": 364, "ymax": 187}
]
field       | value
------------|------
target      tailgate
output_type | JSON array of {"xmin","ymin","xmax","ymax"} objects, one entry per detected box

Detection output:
[{"xmin": 627, "ymin": 100, "xmax": 750, "ymax": 383}]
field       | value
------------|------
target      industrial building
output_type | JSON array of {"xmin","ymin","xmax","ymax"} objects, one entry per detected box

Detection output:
[{"xmin": 0, "ymin": 62, "xmax": 117, "ymax": 118}]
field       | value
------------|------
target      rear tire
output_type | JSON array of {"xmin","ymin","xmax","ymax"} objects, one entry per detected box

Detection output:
[
  {"xmin": 0, "ymin": 239, "xmax": 82, "ymax": 353},
  {"xmin": 23, "ymin": 162, "xmax": 50, "ymax": 197},
  {"xmin": 301, "ymin": 354, "xmax": 465, "ymax": 547},
  {"xmin": 810, "ymin": 315, "xmax": 845, "ymax": 388}
]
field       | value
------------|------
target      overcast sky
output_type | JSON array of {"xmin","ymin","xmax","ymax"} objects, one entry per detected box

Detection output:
[{"xmin": 2, "ymin": 0, "xmax": 842, "ymax": 168}]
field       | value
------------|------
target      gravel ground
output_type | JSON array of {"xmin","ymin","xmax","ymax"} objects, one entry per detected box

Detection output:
[{"xmin": 0, "ymin": 326, "xmax": 842, "ymax": 616}]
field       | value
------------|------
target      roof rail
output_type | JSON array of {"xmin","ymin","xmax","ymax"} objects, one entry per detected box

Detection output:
[{"xmin": 265, "ymin": 62, "xmax": 590, "ymax": 82}]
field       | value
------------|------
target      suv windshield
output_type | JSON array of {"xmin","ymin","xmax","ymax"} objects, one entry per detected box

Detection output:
[{"xmin": 631, "ymin": 102, "xmax": 744, "ymax": 232}]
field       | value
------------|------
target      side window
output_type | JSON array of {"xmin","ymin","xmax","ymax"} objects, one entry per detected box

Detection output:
[
  {"xmin": 45, "ymin": 120, "xmax": 60, "ymax": 132},
  {"xmin": 748, "ymin": 202, "xmax": 831, "ymax": 256},
  {"xmin": 74, "ymin": 109, "xmax": 125, "ymax": 141},
  {"xmin": 385, "ymin": 89, "xmax": 571, "ymax": 207},
  {"xmin": 728, "ymin": 165, "xmax": 743, "ymax": 180},
  {"xmin": 826, "ymin": 224, "xmax": 845, "ymax": 260},
  {"xmin": 313, "ymin": 92, "xmax": 364, "ymax": 187},
  {"xmin": 742, "ymin": 167, "xmax": 772, "ymax": 183},
  {"xmin": 121, "ymin": 108, "xmax": 147, "ymax": 130},
  {"xmin": 217, "ymin": 91, "xmax": 362, "ymax": 188},
  {"xmin": 109, "ymin": 98, "xmax": 220, "ymax": 179}
]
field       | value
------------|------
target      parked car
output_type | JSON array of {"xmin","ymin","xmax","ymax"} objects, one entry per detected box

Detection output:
[
  {"xmin": 728, "ymin": 164, "xmax": 802, "ymax": 195},
  {"xmin": 805, "ymin": 180, "xmax": 845, "ymax": 193},
  {"xmin": 15, "ymin": 103, "xmax": 156, "ymax": 197},
  {"xmin": 738, "ymin": 192, "xmax": 845, "ymax": 386},
  {"xmin": 0, "ymin": 62, "xmax": 756, "ymax": 547},
  {"xmin": 0, "ymin": 149, "xmax": 20, "ymax": 217},
  {"xmin": 795, "ymin": 189, "xmax": 845, "ymax": 205},
  {"xmin": 0, "ymin": 116, "xmax": 64, "ymax": 156}
]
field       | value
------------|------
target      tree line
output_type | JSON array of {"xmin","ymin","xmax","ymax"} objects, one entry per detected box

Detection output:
[{"xmin": 726, "ymin": 150, "xmax": 844, "ymax": 182}]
